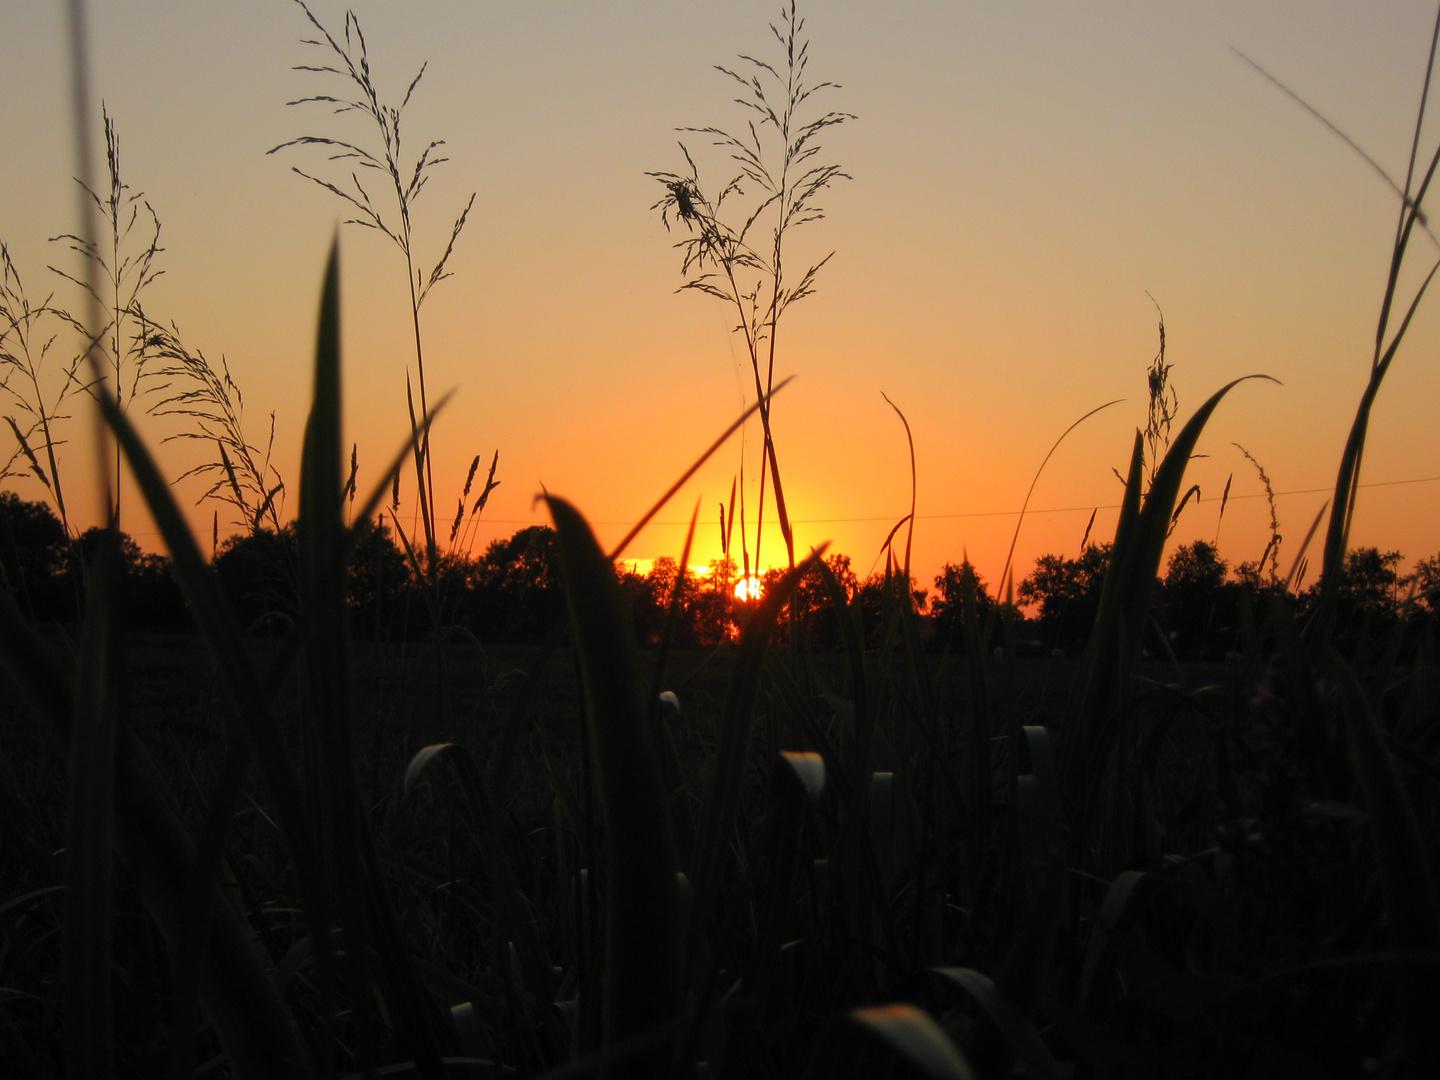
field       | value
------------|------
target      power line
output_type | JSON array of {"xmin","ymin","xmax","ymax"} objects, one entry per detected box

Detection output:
[
  {"xmin": 472, "ymin": 473, "xmax": 1440, "ymax": 528},
  {"xmin": 112, "ymin": 472, "xmax": 1440, "ymax": 540}
]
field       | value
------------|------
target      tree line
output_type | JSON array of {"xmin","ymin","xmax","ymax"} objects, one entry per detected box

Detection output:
[{"xmin": 3, "ymin": 489, "xmax": 1436, "ymax": 657}]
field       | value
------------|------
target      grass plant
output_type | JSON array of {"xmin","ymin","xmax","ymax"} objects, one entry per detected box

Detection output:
[
  {"xmin": 5, "ymin": 2, "xmax": 1440, "ymax": 1078},
  {"xmin": 50, "ymin": 104, "xmax": 166, "ymax": 527},
  {"xmin": 0, "ymin": 240, "xmax": 88, "ymax": 533},
  {"xmin": 650, "ymin": 0, "xmax": 853, "ymax": 571},
  {"xmin": 146, "ymin": 322, "xmax": 286, "ymax": 535},
  {"xmin": 271, "ymin": 0, "xmax": 481, "ymax": 580}
]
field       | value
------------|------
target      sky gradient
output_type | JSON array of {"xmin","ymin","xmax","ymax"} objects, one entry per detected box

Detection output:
[{"xmin": 4, "ymin": 1, "xmax": 1440, "ymax": 596}]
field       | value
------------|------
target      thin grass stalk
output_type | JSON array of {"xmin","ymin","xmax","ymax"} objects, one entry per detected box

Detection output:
[
  {"xmin": 275, "ymin": 1, "xmax": 478, "ymax": 575},
  {"xmin": 1314, "ymin": 10, "xmax": 1440, "ymax": 636},
  {"xmin": 650, "ymin": 1, "xmax": 851, "ymax": 572},
  {"xmin": 881, "ymin": 392, "xmax": 916, "ymax": 581},
  {"xmin": 607, "ymin": 376, "xmax": 791, "ymax": 561},
  {"xmin": 996, "ymin": 399, "xmax": 1122, "ymax": 603}
]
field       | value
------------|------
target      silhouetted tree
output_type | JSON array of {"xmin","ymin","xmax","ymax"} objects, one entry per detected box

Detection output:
[
  {"xmin": 1338, "ymin": 547, "xmax": 1407, "ymax": 612},
  {"xmin": 1412, "ymin": 552, "xmax": 1440, "ymax": 616},
  {"xmin": 617, "ymin": 562, "xmax": 667, "ymax": 646},
  {"xmin": 1156, "ymin": 540, "xmax": 1233, "ymax": 657},
  {"xmin": 470, "ymin": 525, "xmax": 561, "ymax": 641},
  {"xmin": 1019, "ymin": 543, "xmax": 1112, "ymax": 651},
  {"xmin": 0, "ymin": 491, "xmax": 70, "ymax": 622},
  {"xmin": 801, "ymin": 554, "xmax": 860, "ymax": 650},
  {"xmin": 755, "ymin": 553, "xmax": 859, "ymax": 650},
  {"xmin": 67, "ymin": 526, "xmax": 190, "ymax": 632},
  {"xmin": 128, "ymin": 550, "xmax": 190, "ymax": 631},
  {"xmin": 930, "ymin": 560, "xmax": 996, "ymax": 651},
  {"xmin": 348, "ymin": 518, "xmax": 411, "ymax": 638},
  {"xmin": 855, "ymin": 568, "xmax": 927, "ymax": 648},
  {"xmin": 1301, "ymin": 546, "xmax": 1409, "ymax": 643},
  {"xmin": 214, "ymin": 525, "xmax": 298, "ymax": 634}
]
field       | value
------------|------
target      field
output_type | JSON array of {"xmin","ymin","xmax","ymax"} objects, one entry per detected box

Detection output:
[{"xmin": 5, "ymin": 2, "xmax": 1440, "ymax": 1078}]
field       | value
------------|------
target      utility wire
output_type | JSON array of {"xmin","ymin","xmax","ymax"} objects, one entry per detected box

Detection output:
[
  {"xmin": 475, "ymin": 472, "xmax": 1440, "ymax": 527},
  {"xmin": 116, "ymin": 473, "xmax": 1440, "ymax": 542}
]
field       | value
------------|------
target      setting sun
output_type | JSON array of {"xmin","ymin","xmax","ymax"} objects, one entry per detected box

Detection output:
[{"xmin": 734, "ymin": 575, "xmax": 764, "ymax": 602}]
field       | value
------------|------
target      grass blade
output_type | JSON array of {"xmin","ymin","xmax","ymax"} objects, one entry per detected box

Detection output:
[
  {"xmin": 1331, "ymin": 652, "xmax": 1440, "ymax": 1071},
  {"xmin": 545, "ymin": 494, "xmax": 680, "ymax": 1070},
  {"xmin": 931, "ymin": 967, "xmax": 1061, "ymax": 1080},
  {"xmin": 1065, "ymin": 377, "xmax": 1272, "ymax": 847},
  {"xmin": 686, "ymin": 545, "xmax": 828, "ymax": 966},
  {"xmin": 850, "ymin": 1004, "xmax": 977, "ymax": 1080},
  {"xmin": 62, "ymin": 530, "xmax": 117, "ymax": 1080},
  {"xmin": 300, "ymin": 240, "xmax": 454, "ymax": 1074}
]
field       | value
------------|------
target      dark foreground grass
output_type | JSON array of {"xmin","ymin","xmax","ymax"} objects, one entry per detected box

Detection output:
[{"xmin": 5, "ymin": 6, "xmax": 1440, "ymax": 1071}]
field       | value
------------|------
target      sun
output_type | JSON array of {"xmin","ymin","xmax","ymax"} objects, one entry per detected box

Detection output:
[{"xmin": 734, "ymin": 575, "xmax": 764, "ymax": 601}]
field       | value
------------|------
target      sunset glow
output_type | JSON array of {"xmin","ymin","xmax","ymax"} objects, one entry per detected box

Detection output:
[{"xmin": 734, "ymin": 576, "xmax": 765, "ymax": 602}]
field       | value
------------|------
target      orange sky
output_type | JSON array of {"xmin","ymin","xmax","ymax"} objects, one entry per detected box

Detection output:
[{"xmin": 4, "ymin": 1, "xmax": 1440, "ymax": 598}]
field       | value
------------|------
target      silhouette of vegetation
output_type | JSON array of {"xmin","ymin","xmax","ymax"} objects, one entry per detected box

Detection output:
[
  {"xmin": 651, "ymin": 0, "xmax": 852, "ymax": 572},
  {"xmin": 1155, "ymin": 538, "xmax": 1234, "ymax": 657},
  {"xmin": 930, "ymin": 559, "xmax": 997, "ymax": 651},
  {"xmin": 9, "ymin": 2, "xmax": 1440, "ymax": 1077},
  {"xmin": 272, "ymin": 0, "xmax": 482, "ymax": 578},
  {"xmin": 1018, "ymin": 542, "xmax": 1112, "ymax": 652}
]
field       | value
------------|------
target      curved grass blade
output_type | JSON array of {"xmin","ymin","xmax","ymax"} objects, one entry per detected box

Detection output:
[
  {"xmin": 1080, "ymin": 870, "xmax": 1155, "ymax": 1007},
  {"xmin": 297, "ymin": 240, "xmax": 355, "ymax": 1042},
  {"xmin": 880, "ymin": 392, "xmax": 917, "ymax": 579},
  {"xmin": 606, "ymin": 375, "xmax": 793, "ymax": 561},
  {"xmin": 851, "ymin": 1004, "xmax": 977, "ymax": 1080},
  {"xmin": 931, "ymin": 967, "xmax": 1061, "ymax": 1080},
  {"xmin": 997, "ymin": 398, "xmax": 1123, "ymax": 602},
  {"xmin": 301, "ymin": 241, "xmax": 454, "ymax": 1075},
  {"xmin": 1065, "ymin": 377, "xmax": 1273, "ymax": 833},
  {"xmin": 545, "ymin": 495, "xmax": 680, "ymax": 1070},
  {"xmin": 93, "ymin": 365, "xmax": 315, "ymax": 885},
  {"xmin": 1315, "ymin": 261, "xmax": 1440, "ymax": 639},
  {"xmin": 403, "ymin": 741, "xmax": 550, "ymax": 995}
]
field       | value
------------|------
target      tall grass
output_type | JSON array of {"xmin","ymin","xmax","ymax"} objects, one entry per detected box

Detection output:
[
  {"xmin": 650, "ymin": 0, "xmax": 853, "ymax": 572},
  {"xmin": 1, "ymin": 240, "xmax": 87, "ymax": 534},
  {"xmin": 271, "ymin": 0, "xmax": 480, "ymax": 580},
  {"xmin": 5, "ymin": 2, "xmax": 1440, "ymax": 1078}
]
